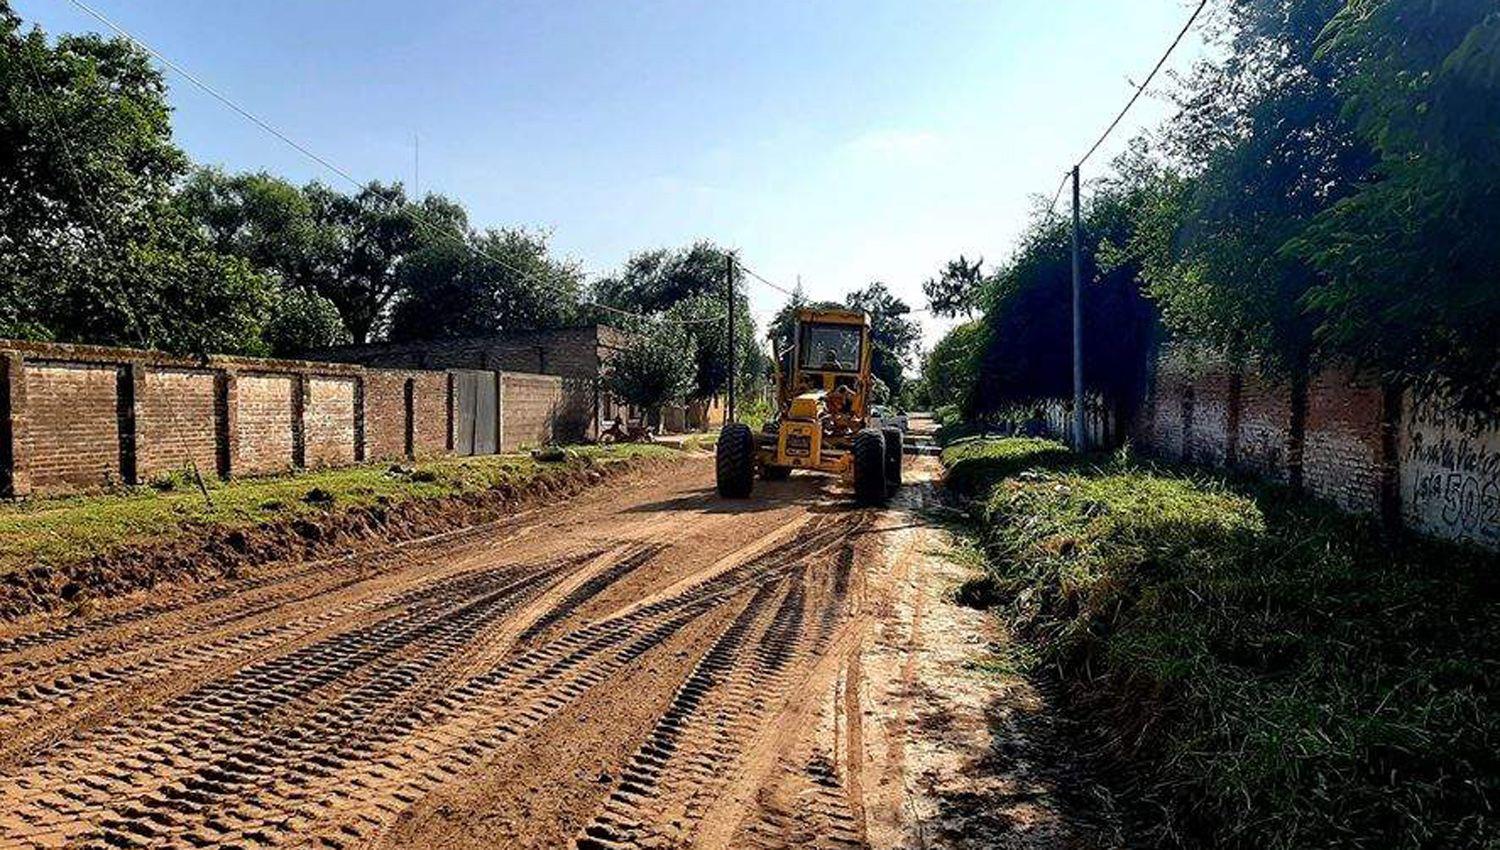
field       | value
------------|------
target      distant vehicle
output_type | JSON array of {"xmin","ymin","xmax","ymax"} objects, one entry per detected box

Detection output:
[{"xmin": 869, "ymin": 405, "xmax": 909, "ymax": 433}]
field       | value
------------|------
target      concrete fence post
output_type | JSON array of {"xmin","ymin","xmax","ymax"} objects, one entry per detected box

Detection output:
[
  {"xmin": 353, "ymin": 374, "xmax": 367, "ymax": 463},
  {"xmin": 0, "ymin": 351, "xmax": 31, "ymax": 498},
  {"xmin": 1379, "ymin": 381, "xmax": 1404, "ymax": 529},
  {"xmin": 291, "ymin": 372, "xmax": 308, "ymax": 469},
  {"xmin": 216, "ymin": 369, "xmax": 239, "ymax": 479},
  {"xmin": 445, "ymin": 371, "xmax": 455, "ymax": 452},
  {"xmin": 118, "ymin": 362, "xmax": 144, "ymax": 486},
  {"xmin": 496, "ymin": 371, "xmax": 507, "ymax": 454},
  {"xmin": 1224, "ymin": 370, "xmax": 1244, "ymax": 470}
]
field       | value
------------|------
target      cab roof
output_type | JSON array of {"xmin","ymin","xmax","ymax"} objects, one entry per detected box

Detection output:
[{"xmin": 796, "ymin": 307, "xmax": 869, "ymax": 327}]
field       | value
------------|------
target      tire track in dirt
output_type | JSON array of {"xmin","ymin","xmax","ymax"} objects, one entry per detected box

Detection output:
[
  {"xmin": 1, "ymin": 555, "xmax": 579, "ymax": 848},
  {"xmin": 0, "ymin": 459, "xmax": 947, "ymax": 850},
  {"xmin": 572, "ymin": 532, "xmax": 864, "ymax": 850}
]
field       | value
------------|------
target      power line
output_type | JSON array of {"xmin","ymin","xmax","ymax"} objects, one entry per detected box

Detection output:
[
  {"xmin": 1042, "ymin": 0, "xmax": 1205, "ymax": 221},
  {"xmin": 737, "ymin": 263, "xmax": 797, "ymax": 297},
  {"xmin": 63, "ymin": 0, "xmax": 726, "ymax": 328},
  {"xmin": 1073, "ymin": 0, "xmax": 1207, "ymax": 170}
]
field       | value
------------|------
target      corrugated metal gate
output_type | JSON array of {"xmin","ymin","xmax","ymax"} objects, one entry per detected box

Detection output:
[{"xmin": 452, "ymin": 370, "xmax": 497, "ymax": 455}]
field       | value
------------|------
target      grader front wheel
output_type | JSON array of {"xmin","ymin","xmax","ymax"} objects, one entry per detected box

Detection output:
[
  {"xmin": 882, "ymin": 426, "xmax": 903, "ymax": 492},
  {"xmin": 716, "ymin": 423, "xmax": 756, "ymax": 498}
]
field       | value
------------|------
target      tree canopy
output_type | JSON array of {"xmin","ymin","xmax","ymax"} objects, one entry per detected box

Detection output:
[
  {"xmin": 922, "ymin": 254, "xmax": 986, "ymax": 319},
  {"xmin": 0, "ymin": 7, "xmax": 270, "ymax": 354},
  {"xmin": 594, "ymin": 242, "xmax": 762, "ymax": 404}
]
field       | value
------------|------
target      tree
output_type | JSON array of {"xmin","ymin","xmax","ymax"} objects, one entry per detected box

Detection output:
[
  {"xmin": 262, "ymin": 288, "xmax": 349, "ymax": 357},
  {"xmin": 922, "ymin": 319, "xmax": 987, "ymax": 412},
  {"xmin": 592, "ymin": 241, "xmax": 729, "ymax": 314},
  {"xmin": 0, "ymin": 6, "xmax": 270, "ymax": 354},
  {"xmin": 968, "ymin": 148, "xmax": 1162, "ymax": 422},
  {"xmin": 844, "ymin": 282, "xmax": 919, "ymax": 396},
  {"xmin": 1289, "ymin": 0, "xmax": 1500, "ymax": 410},
  {"xmin": 302, "ymin": 182, "xmax": 469, "ymax": 344},
  {"xmin": 1142, "ymin": 0, "xmax": 1375, "ymax": 376},
  {"xmin": 922, "ymin": 254, "xmax": 986, "ymax": 319},
  {"xmin": 594, "ymin": 241, "xmax": 760, "ymax": 404},
  {"xmin": 388, "ymin": 226, "xmax": 583, "ymax": 341},
  {"xmin": 603, "ymin": 319, "xmax": 696, "ymax": 429}
]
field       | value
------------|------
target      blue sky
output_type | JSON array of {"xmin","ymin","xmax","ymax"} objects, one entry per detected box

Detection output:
[{"xmin": 17, "ymin": 0, "xmax": 1205, "ymax": 349}]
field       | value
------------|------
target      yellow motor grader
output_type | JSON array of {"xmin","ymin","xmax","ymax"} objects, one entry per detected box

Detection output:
[{"xmin": 716, "ymin": 307, "xmax": 902, "ymax": 504}]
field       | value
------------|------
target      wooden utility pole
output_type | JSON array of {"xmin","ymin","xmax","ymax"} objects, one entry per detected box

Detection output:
[
  {"xmin": 726, "ymin": 252, "xmax": 737, "ymax": 425},
  {"xmin": 1071, "ymin": 165, "xmax": 1086, "ymax": 451}
]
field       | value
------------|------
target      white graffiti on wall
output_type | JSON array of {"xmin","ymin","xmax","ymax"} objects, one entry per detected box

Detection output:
[{"xmin": 1400, "ymin": 394, "xmax": 1500, "ymax": 548}]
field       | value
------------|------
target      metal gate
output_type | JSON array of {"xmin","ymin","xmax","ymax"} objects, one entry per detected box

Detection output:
[{"xmin": 452, "ymin": 370, "xmax": 498, "ymax": 455}]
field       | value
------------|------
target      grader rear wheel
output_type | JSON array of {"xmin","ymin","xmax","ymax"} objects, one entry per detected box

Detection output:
[
  {"xmin": 716, "ymin": 423, "xmax": 756, "ymax": 498},
  {"xmin": 852, "ymin": 428, "xmax": 888, "ymax": 505}
]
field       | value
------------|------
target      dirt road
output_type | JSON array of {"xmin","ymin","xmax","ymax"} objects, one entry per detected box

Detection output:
[{"xmin": 0, "ymin": 456, "xmax": 1101, "ymax": 849}]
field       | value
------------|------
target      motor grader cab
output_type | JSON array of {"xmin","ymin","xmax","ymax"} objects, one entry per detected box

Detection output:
[{"xmin": 716, "ymin": 308, "xmax": 902, "ymax": 504}]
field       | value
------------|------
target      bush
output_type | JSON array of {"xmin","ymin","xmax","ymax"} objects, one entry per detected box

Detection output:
[
  {"xmin": 939, "ymin": 437, "xmax": 1070, "ymax": 497},
  {"xmin": 946, "ymin": 439, "xmax": 1500, "ymax": 849}
]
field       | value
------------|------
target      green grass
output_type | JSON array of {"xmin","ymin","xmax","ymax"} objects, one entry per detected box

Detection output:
[
  {"xmin": 939, "ymin": 436, "xmax": 1073, "ymax": 496},
  {"xmin": 0, "ymin": 444, "xmax": 675, "ymax": 575},
  {"xmin": 944, "ymin": 438, "xmax": 1499, "ymax": 849}
]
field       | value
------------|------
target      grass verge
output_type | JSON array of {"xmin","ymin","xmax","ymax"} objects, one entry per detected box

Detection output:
[
  {"xmin": 0, "ymin": 444, "xmax": 674, "ymax": 578},
  {"xmin": 940, "ymin": 438, "xmax": 1498, "ymax": 849}
]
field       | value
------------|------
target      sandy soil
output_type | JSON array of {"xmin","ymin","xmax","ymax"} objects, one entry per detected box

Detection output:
[{"xmin": 0, "ymin": 455, "xmax": 1108, "ymax": 849}]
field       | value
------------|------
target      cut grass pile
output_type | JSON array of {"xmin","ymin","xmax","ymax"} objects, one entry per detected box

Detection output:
[
  {"xmin": 940, "ymin": 437, "xmax": 1499, "ymax": 849},
  {"xmin": 0, "ymin": 444, "xmax": 674, "ymax": 576}
]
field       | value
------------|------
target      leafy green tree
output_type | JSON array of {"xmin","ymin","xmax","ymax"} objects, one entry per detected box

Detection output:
[
  {"xmin": 922, "ymin": 254, "xmax": 986, "ymax": 319},
  {"xmin": 261, "ymin": 287, "xmax": 349, "ymax": 357},
  {"xmin": 844, "ymin": 282, "xmax": 919, "ymax": 396},
  {"xmin": 592, "ymin": 241, "xmax": 730, "ymax": 314},
  {"xmin": 603, "ymin": 319, "xmax": 696, "ymax": 429},
  {"xmin": 593, "ymin": 241, "xmax": 760, "ymax": 404},
  {"xmin": 1142, "ymin": 0, "xmax": 1374, "ymax": 376},
  {"xmin": 1290, "ymin": 0, "xmax": 1500, "ymax": 409},
  {"xmin": 0, "ymin": 5, "xmax": 268, "ymax": 354},
  {"xmin": 969, "ymin": 150, "xmax": 1162, "ymax": 422},
  {"xmin": 922, "ymin": 320, "xmax": 987, "ymax": 411},
  {"xmin": 388, "ymin": 226, "xmax": 583, "ymax": 341}
]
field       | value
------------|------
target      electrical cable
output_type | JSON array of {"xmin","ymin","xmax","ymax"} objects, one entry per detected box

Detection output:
[
  {"xmin": 1074, "ymin": 0, "xmax": 1207, "ymax": 170},
  {"xmin": 63, "ymin": 0, "xmax": 726, "ymax": 328},
  {"xmin": 1043, "ymin": 0, "xmax": 1207, "ymax": 220}
]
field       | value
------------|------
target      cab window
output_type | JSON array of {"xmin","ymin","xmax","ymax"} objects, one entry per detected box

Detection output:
[{"xmin": 798, "ymin": 323, "xmax": 862, "ymax": 373}]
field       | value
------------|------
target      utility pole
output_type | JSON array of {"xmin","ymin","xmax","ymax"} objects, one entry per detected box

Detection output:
[
  {"xmin": 1070, "ymin": 165, "xmax": 1086, "ymax": 452},
  {"xmin": 726, "ymin": 252, "xmax": 737, "ymax": 425}
]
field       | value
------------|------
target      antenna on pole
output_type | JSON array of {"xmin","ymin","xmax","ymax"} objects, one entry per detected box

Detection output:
[{"xmin": 413, "ymin": 132, "xmax": 420, "ymax": 196}]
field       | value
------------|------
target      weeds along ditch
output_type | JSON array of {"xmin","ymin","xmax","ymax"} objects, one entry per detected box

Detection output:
[{"xmin": 939, "ymin": 437, "xmax": 1498, "ymax": 850}]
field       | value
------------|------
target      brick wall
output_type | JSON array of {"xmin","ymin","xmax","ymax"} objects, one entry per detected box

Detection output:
[
  {"xmin": 305, "ymin": 376, "xmax": 357, "ymax": 468},
  {"xmin": 236, "ymin": 373, "xmax": 297, "ymax": 476},
  {"xmin": 24, "ymin": 361, "xmax": 122, "ymax": 490},
  {"xmin": 307, "ymin": 324, "xmax": 621, "ymax": 439},
  {"xmin": 1302, "ymin": 366, "xmax": 1386, "ymax": 514},
  {"xmin": 501, "ymin": 372, "xmax": 563, "ymax": 451},
  {"xmin": 1398, "ymin": 391, "xmax": 1500, "ymax": 549},
  {"xmin": 362, "ymin": 371, "xmax": 406, "ymax": 462},
  {"xmin": 1236, "ymin": 369, "xmax": 1292, "ymax": 481},
  {"xmin": 411, "ymin": 372, "xmax": 450, "ymax": 456},
  {"xmin": 1128, "ymin": 346, "xmax": 1499, "ymax": 549},
  {"xmin": 0, "ymin": 340, "xmax": 597, "ymax": 496},
  {"xmin": 138, "ymin": 367, "xmax": 218, "ymax": 481}
]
